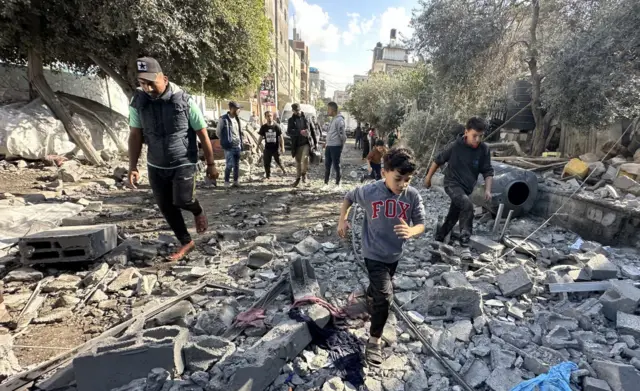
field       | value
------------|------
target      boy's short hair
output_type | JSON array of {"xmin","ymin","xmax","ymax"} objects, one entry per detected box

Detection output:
[
  {"xmin": 328, "ymin": 101, "xmax": 338, "ymax": 111},
  {"xmin": 375, "ymin": 139, "xmax": 385, "ymax": 146},
  {"xmin": 465, "ymin": 117, "xmax": 488, "ymax": 133},
  {"xmin": 383, "ymin": 147, "xmax": 416, "ymax": 175},
  {"xmin": 264, "ymin": 110, "xmax": 271, "ymax": 115}
]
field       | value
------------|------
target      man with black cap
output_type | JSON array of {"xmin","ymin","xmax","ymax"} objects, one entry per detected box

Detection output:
[
  {"xmin": 216, "ymin": 101, "xmax": 244, "ymax": 187},
  {"xmin": 287, "ymin": 103, "xmax": 317, "ymax": 187},
  {"xmin": 128, "ymin": 57, "xmax": 218, "ymax": 261}
]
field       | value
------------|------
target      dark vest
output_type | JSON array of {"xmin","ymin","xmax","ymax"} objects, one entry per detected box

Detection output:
[{"xmin": 131, "ymin": 85, "xmax": 197, "ymax": 168}]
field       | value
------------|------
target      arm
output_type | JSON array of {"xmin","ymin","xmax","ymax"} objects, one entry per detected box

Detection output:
[
  {"xmin": 338, "ymin": 118, "xmax": 347, "ymax": 144},
  {"xmin": 128, "ymin": 127, "xmax": 143, "ymax": 173},
  {"xmin": 279, "ymin": 131, "xmax": 285, "ymax": 152},
  {"xmin": 215, "ymin": 119, "xmax": 223, "ymax": 138},
  {"xmin": 424, "ymin": 162, "xmax": 439, "ymax": 187},
  {"xmin": 309, "ymin": 119, "xmax": 318, "ymax": 147},
  {"xmin": 481, "ymin": 146, "xmax": 495, "ymax": 199},
  {"xmin": 337, "ymin": 198, "xmax": 354, "ymax": 238},
  {"xmin": 425, "ymin": 142, "xmax": 454, "ymax": 186},
  {"xmin": 395, "ymin": 192, "xmax": 426, "ymax": 239}
]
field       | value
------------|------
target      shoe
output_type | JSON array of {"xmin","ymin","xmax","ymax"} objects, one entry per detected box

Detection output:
[
  {"xmin": 280, "ymin": 167, "xmax": 286, "ymax": 176},
  {"xmin": 301, "ymin": 174, "xmax": 307, "ymax": 184},
  {"xmin": 166, "ymin": 241, "xmax": 195, "ymax": 262},
  {"xmin": 321, "ymin": 183, "xmax": 331, "ymax": 191},
  {"xmin": 365, "ymin": 342, "xmax": 383, "ymax": 368},
  {"xmin": 232, "ymin": 181, "xmax": 240, "ymax": 188},
  {"xmin": 224, "ymin": 182, "xmax": 231, "ymax": 188},
  {"xmin": 194, "ymin": 213, "xmax": 208, "ymax": 234},
  {"xmin": 460, "ymin": 247, "xmax": 472, "ymax": 260},
  {"xmin": 334, "ymin": 184, "xmax": 342, "ymax": 191},
  {"xmin": 292, "ymin": 178, "xmax": 301, "ymax": 187}
]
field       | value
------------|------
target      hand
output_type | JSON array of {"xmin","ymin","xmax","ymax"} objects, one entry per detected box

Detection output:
[
  {"xmin": 394, "ymin": 218, "xmax": 413, "ymax": 239},
  {"xmin": 424, "ymin": 176, "xmax": 432, "ymax": 189},
  {"xmin": 279, "ymin": 147, "xmax": 284, "ymax": 154},
  {"xmin": 206, "ymin": 164, "xmax": 219, "ymax": 180},
  {"xmin": 300, "ymin": 129, "xmax": 309, "ymax": 137},
  {"xmin": 484, "ymin": 189, "xmax": 492, "ymax": 201},
  {"xmin": 337, "ymin": 220, "xmax": 351, "ymax": 238},
  {"xmin": 127, "ymin": 169, "xmax": 140, "ymax": 189},
  {"xmin": 368, "ymin": 167, "xmax": 372, "ymax": 173}
]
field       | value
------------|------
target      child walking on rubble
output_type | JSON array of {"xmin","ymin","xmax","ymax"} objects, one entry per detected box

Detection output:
[
  {"xmin": 361, "ymin": 139, "xmax": 387, "ymax": 182},
  {"xmin": 337, "ymin": 147, "xmax": 426, "ymax": 367}
]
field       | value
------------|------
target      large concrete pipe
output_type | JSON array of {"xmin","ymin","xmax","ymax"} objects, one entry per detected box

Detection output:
[{"xmin": 430, "ymin": 162, "xmax": 538, "ymax": 216}]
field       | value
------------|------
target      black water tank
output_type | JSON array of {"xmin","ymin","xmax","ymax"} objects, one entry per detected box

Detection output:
[{"xmin": 505, "ymin": 80, "xmax": 535, "ymax": 131}]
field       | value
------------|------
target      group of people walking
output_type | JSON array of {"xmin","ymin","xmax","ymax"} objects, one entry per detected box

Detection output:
[{"xmin": 127, "ymin": 56, "xmax": 495, "ymax": 371}]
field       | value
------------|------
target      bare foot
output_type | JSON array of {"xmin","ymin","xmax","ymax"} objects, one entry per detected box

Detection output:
[
  {"xmin": 167, "ymin": 241, "xmax": 195, "ymax": 262},
  {"xmin": 195, "ymin": 213, "xmax": 208, "ymax": 234}
]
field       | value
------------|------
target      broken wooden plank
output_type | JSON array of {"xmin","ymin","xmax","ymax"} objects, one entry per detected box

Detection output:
[
  {"xmin": 206, "ymin": 282, "xmax": 254, "ymax": 296},
  {"xmin": 548, "ymin": 280, "xmax": 640, "ymax": 293}
]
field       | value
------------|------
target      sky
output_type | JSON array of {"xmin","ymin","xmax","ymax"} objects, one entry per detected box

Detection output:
[{"xmin": 288, "ymin": 0, "xmax": 418, "ymax": 98}]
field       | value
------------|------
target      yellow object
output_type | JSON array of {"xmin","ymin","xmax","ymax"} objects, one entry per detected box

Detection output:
[
  {"xmin": 542, "ymin": 152, "xmax": 561, "ymax": 158},
  {"xmin": 563, "ymin": 158, "xmax": 589, "ymax": 179},
  {"xmin": 618, "ymin": 169, "xmax": 634, "ymax": 179}
]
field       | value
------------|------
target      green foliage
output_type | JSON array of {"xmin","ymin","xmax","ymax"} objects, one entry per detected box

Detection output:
[
  {"xmin": 0, "ymin": 0, "xmax": 271, "ymax": 98},
  {"xmin": 544, "ymin": 0, "xmax": 640, "ymax": 127},
  {"xmin": 346, "ymin": 66, "xmax": 427, "ymax": 135},
  {"xmin": 400, "ymin": 109, "xmax": 458, "ymax": 161}
]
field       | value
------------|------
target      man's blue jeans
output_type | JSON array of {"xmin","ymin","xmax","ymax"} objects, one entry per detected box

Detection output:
[{"xmin": 224, "ymin": 148, "xmax": 241, "ymax": 183}]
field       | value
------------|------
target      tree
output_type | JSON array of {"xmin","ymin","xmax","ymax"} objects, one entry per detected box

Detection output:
[
  {"xmin": 346, "ymin": 66, "xmax": 427, "ymax": 136},
  {"xmin": 410, "ymin": 0, "xmax": 606, "ymax": 155},
  {"xmin": 0, "ymin": 0, "xmax": 271, "ymax": 163}
]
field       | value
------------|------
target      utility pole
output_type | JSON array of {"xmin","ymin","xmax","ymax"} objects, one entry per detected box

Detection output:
[{"xmin": 273, "ymin": 0, "xmax": 279, "ymax": 112}]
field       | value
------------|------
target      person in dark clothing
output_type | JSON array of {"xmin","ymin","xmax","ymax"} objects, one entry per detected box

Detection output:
[
  {"xmin": 361, "ymin": 140, "xmax": 387, "ymax": 182},
  {"xmin": 258, "ymin": 110, "xmax": 286, "ymax": 180},
  {"xmin": 361, "ymin": 123, "xmax": 371, "ymax": 160},
  {"xmin": 287, "ymin": 103, "xmax": 317, "ymax": 187},
  {"xmin": 216, "ymin": 102, "xmax": 244, "ymax": 188},
  {"xmin": 388, "ymin": 129, "xmax": 398, "ymax": 148},
  {"xmin": 424, "ymin": 117, "xmax": 494, "ymax": 260},
  {"xmin": 337, "ymin": 147, "xmax": 426, "ymax": 367},
  {"xmin": 354, "ymin": 124, "xmax": 363, "ymax": 149},
  {"xmin": 128, "ymin": 57, "xmax": 218, "ymax": 261}
]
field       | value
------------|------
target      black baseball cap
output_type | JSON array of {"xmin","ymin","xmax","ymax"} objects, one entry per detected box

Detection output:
[
  {"xmin": 136, "ymin": 57, "xmax": 162, "ymax": 81},
  {"xmin": 229, "ymin": 101, "xmax": 243, "ymax": 109}
]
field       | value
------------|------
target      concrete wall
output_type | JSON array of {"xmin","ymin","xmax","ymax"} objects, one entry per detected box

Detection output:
[
  {"xmin": 531, "ymin": 186, "xmax": 640, "ymax": 246},
  {"xmin": 0, "ymin": 64, "xmax": 130, "ymax": 117}
]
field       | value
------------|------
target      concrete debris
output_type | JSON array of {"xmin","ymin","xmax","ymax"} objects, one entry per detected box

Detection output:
[
  {"xmin": 599, "ymin": 280, "xmax": 640, "ymax": 321},
  {"xmin": 496, "ymin": 265, "xmax": 533, "ymax": 297},
  {"xmin": 147, "ymin": 300, "xmax": 194, "ymax": 327},
  {"xmin": 410, "ymin": 286, "xmax": 483, "ymax": 317},
  {"xmin": 193, "ymin": 306, "xmax": 237, "ymax": 336},
  {"xmin": 0, "ymin": 334, "xmax": 22, "ymax": 381},
  {"xmin": 247, "ymin": 246, "xmax": 274, "ymax": 269},
  {"xmin": 33, "ymin": 308, "xmax": 72, "ymax": 324},
  {"xmin": 83, "ymin": 262, "xmax": 110, "ymax": 286},
  {"xmin": 136, "ymin": 274, "xmax": 157, "ymax": 296},
  {"xmin": 107, "ymin": 268, "xmax": 141, "ymax": 292},
  {"xmin": 616, "ymin": 312, "xmax": 640, "ymax": 339},
  {"xmin": 584, "ymin": 377, "xmax": 613, "ymax": 391},
  {"xmin": 294, "ymin": 236, "xmax": 322, "ymax": 256},
  {"xmin": 592, "ymin": 359, "xmax": 640, "ymax": 391},
  {"xmin": 183, "ymin": 335, "xmax": 236, "ymax": 372},
  {"xmin": 485, "ymin": 368, "xmax": 523, "ymax": 391},
  {"xmin": 3, "ymin": 267, "xmax": 43, "ymax": 282},
  {"xmin": 469, "ymin": 235, "xmax": 505, "ymax": 257},
  {"xmin": 586, "ymin": 254, "xmax": 619, "ymax": 280},
  {"xmin": 43, "ymin": 274, "xmax": 82, "ymax": 292}
]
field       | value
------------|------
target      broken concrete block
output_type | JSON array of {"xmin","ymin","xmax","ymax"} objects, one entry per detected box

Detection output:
[
  {"xmin": 54, "ymin": 294, "xmax": 81, "ymax": 308},
  {"xmin": 410, "ymin": 286, "xmax": 483, "ymax": 317},
  {"xmin": 74, "ymin": 326, "xmax": 188, "ymax": 391},
  {"xmin": 441, "ymin": 271, "xmax": 472, "ymax": 288},
  {"xmin": 585, "ymin": 254, "xmax": 619, "ymax": 280},
  {"xmin": 88, "ymin": 289, "xmax": 108, "ymax": 303},
  {"xmin": 496, "ymin": 265, "xmax": 533, "ymax": 297},
  {"xmin": 584, "ymin": 377, "xmax": 612, "ymax": 391},
  {"xmin": 61, "ymin": 214, "xmax": 98, "ymax": 227},
  {"xmin": 621, "ymin": 265, "xmax": 640, "ymax": 281},
  {"xmin": 33, "ymin": 308, "xmax": 72, "ymax": 324},
  {"xmin": 247, "ymin": 246, "xmax": 274, "ymax": 269},
  {"xmin": 3, "ymin": 267, "xmax": 43, "ymax": 282},
  {"xmin": 613, "ymin": 175, "xmax": 640, "ymax": 191},
  {"xmin": 448, "ymin": 319, "xmax": 473, "ymax": 342},
  {"xmin": 294, "ymin": 236, "xmax": 321, "ymax": 256},
  {"xmin": 617, "ymin": 312, "xmax": 640, "ymax": 339},
  {"xmin": 107, "ymin": 268, "xmax": 141, "ymax": 292},
  {"xmin": 599, "ymin": 280, "xmax": 640, "ymax": 321},
  {"xmin": 59, "ymin": 161, "xmax": 84, "ymax": 182},
  {"xmin": 136, "ymin": 275, "xmax": 157, "ymax": 296},
  {"xmin": 462, "ymin": 358, "xmax": 490, "ymax": 388},
  {"xmin": 491, "ymin": 347, "xmax": 516, "ymax": 369},
  {"xmin": 0, "ymin": 334, "xmax": 22, "ymax": 381},
  {"xmin": 183, "ymin": 335, "xmax": 236, "ymax": 372},
  {"xmin": 43, "ymin": 274, "xmax": 82, "ymax": 293},
  {"xmin": 193, "ymin": 306, "xmax": 237, "ymax": 336},
  {"xmin": 470, "ymin": 235, "xmax": 505, "ymax": 257},
  {"xmin": 542, "ymin": 326, "xmax": 580, "ymax": 350},
  {"xmin": 19, "ymin": 224, "xmax": 118, "ymax": 264},
  {"xmin": 148, "ymin": 300, "xmax": 194, "ymax": 327},
  {"xmin": 592, "ymin": 359, "xmax": 640, "ymax": 391},
  {"xmin": 485, "ymin": 368, "xmax": 523, "ymax": 391},
  {"xmin": 83, "ymin": 262, "xmax": 109, "ymax": 286}
]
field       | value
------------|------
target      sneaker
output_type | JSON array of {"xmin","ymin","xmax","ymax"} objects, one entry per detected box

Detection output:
[
  {"xmin": 321, "ymin": 183, "xmax": 331, "ymax": 191},
  {"xmin": 224, "ymin": 182, "xmax": 231, "ymax": 188},
  {"xmin": 232, "ymin": 181, "xmax": 240, "ymax": 188},
  {"xmin": 460, "ymin": 247, "xmax": 472, "ymax": 260},
  {"xmin": 334, "ymin": 184, "xmax": 342, "ymax": 191},
  {"xmin": 301, "ymin": 174, "xmax": 307, "ymax": 184},
  {"xmin": 292, "ymin": 178, "xmax": 301, "ymax": 188}
]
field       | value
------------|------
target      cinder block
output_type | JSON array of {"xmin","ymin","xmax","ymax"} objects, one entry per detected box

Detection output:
[
  {"xmin": 583, "ymin": 377, "xmax": 612, "ymax": 391},
  {"xmin": 617, "ymin": 312, "xmax": 640, "ymax": 339},
  {"xmin": 585, "ymin": 254, "xmax": 619, "ymax": 280},
  {"xmin": 19, "ymin": 225, "xmax": 117, "ymax": 265},
  {"xmin": 289, "ymin": 257, "xmax": 322, "ymax": 301},
  {"xmin": 599, "ymin": 281, "xmax": 640, "ymax": 321},
  {"xmin": 470, "ymin": 236, "xmax": 505, "ymax": 257},
  {"xmin": 73, "ymin": 326, "xmax": 187, "ymax": 391},
  {"xmin": 592, "ymin": 360, "xmax": 640, "ymax": 391}
]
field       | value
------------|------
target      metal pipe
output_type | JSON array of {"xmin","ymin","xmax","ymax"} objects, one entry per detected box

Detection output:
[
  {"xmin": 499, "ymin": 209, "xmax": 514, "ymax": 241},
  {"xmin": 493, "ymin": 204, "xmax": 504, "ymax": 234},
  {"xmin": 430, "ymin": 162, "xmax": 538, "ymax": 216}
]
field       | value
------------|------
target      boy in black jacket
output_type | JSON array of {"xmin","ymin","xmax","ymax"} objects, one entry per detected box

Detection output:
[{"xmin": 424, "ymin": 117, "xmax": 494, "ymax": 260}]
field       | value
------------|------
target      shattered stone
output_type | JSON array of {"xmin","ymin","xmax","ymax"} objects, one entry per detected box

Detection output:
[
  {"xmin": 294, "ymin": 236, "xmax": 322, "ymax": 256},
  {"xmin": 136, "ymin": 275, "xmax": 157, "ymax": 296},
  {"xmin": 364, "ymin": 378, "xmax": 383, "ymax": 391},
  {"xmin": 592, "ymin": 360, "xmax": 640, "ymax": 391},
  {"xmin": 193, "ymin": 306, "xmax": 237, "ymax": 336},
  {"xmin": 496, "ymin": 265, "xmax": 533, "ymax": 297},
  {"xmin": 394, "ymin": 276, "xmax": 418, "ymax": 290},
  {"xmin": 110, "ymin": 378, "xmax": 146, "ymax": 391},
  {"xmin": 59, "ymin": 161, "xmax": 84, "ymax": 182},
  {"xmin": 0, "ymin": 334, "xmax": 22, "ymax": 381},
  {"xmin": 599, "ymin": 280, "xmax": 640, "ymax": 321},
  {"xmin": 107, "ymin": 268, "xmax": 141, "ymax": 292},
  {"xmin": 616, "ymin": 312, "xmax": 640, "ymax": 339},
  {"xmin": 491, "ymin": 347, "xmax": 517, "ymax": 369},
  {"xmin": 424, "ymin": 357, "xmax": 447, "ymax": 375},
  {"xmin": 4, "ymin": 267, "xmax": 43, "ymax": 282},
  {"xmin": 247, "ymin": 246, "xmax": 274, "ymax": 269},
  {"xmin": 83, "ymin": 262, "xmax": 110, "ymax": 286},
  {"xmin": 98, "ymin": 299, "xmax": 118, "ymax": 310},
  {"xmin": 583, "ymin": 377, "xmax": 612, "ymax": 391},
  {"xmin": 434, "ymin": 329, "xmax": 456, "ymax": 359},
  {"xmin": 54, "ymin": 294, "xmax": 81, "ymax": 308},
  {"xmin": 190, "ymin": 371, "xmax": 210, "ymax": 388},
  {"xmin": 88, "ymin": 289, "xmax": 108, "ymax": 303},
  {"xmin": 485, "ymin": 368, "xmax": 523, "ymax": 391},
  {"xmin": 441, "ymin": 271, "xmax": 472, "ymax": 288},
  {"xmin": 506, "ymin": 303, "xmax": 525, "ymax": 320},
  {"xmin": 407, "ymin": 311, "xmax": 424, "ymax": 324},
  {"xmin": 586, "ymin": 254, "xmax": 619, "ymax": 280},
  {"xmin": 621, "ymin": 265, "xmax": 640, "ymax": 281},
  {"xmin": 542, "ymin": 326, "xmax": 580, "ymax": 350},
  {"xmin": 43, "ymin": 274, "xmax": 81, "ymax": 293},
  {"xmin": 462, "ymin": 359, "xmax": 490, "ymax": 388},
  {"xmin": 470, "ymin": 236, "xmax": 505, "ymax": 257},
  {"xmin": 183, "ymin": 335, "xmax": 235, "ymax": 372},
  {"xmin": 33, "ymin": 308, "xmax": 72, "ymax": 324},
  {"xmin": 448, "ymin": 319, "xmax": 473, "ymax": 342},
  {"xmin": 410, "ymin": 286, "xmax": 483, "ymax": 318},
  {"xmin": 148, "ymin": 300, "xmax": 194, "ymax": 327},
  {"xmin": 144, "ymin": 368, "xmax": 171, "ymax": 391}
]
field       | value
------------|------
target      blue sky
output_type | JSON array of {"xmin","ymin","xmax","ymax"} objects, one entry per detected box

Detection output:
[{"xmin": 288, "ymin": 0, "xmax": 418, "ymax": 97}]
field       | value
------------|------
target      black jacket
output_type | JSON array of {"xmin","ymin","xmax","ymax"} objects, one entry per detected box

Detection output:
[
  {"xmin": 287, "ymin": 112, "xmax": 317, "ymax": 156},
  {"xmin": 435, "ymin": 135, "xmax": 494, "ymax": 195}
]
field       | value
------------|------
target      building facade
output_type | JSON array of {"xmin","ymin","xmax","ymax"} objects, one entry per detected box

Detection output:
[
  {"xmin": 290, "ymin": 29, "xmax": 310, "ymax": 104},
  {"xmin": 264, "ymin": 0, "xmax": 291, "ymax": 110},
  {"xmin": 333, "ymin": 90, "xmax": 349, "ymax": 106},
  {"xmin": 309, "ymin": 67, "xmax": 320, "ymax": 106},
  {"xmin": 371, "ymin": 29, "xmax": 414, "ymax": 75},
  {"xmin": 353, "ymin": 75, "xmax": 368, "ymax": 84},
  {"xmin": 320, "ymin": 80, "xmax": 326, "ymax": 100}
]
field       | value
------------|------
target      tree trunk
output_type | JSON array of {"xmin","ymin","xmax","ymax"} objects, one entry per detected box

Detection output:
[
  {"xmin": 528, "ymin": 0, "xmax": 545, "ymax": 157},
  {"xmin": 28, "ymin": 1, "xmax": 103, "ymax": 166},
  {"xmin": 126, "ymin": 33, "xmax": 141, "ymax": 87},
  {"xmin": 88, "ymin": 54, "xmax": 134, "ymax": 99}
]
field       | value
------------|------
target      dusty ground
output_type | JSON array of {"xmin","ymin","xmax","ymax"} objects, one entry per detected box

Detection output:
[{"xmin": 5, "ymin": 139, "xmax": 368, "ymax": 367}]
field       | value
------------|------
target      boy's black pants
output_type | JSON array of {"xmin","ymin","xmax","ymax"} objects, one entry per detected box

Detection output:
[
  {"xmin": 263, "ymin": 149, "xmax": 284, "ymax": 178},
  {"xmin": 148, "ymin": 165, "xmax": 203, "ymax": 245},
  {"xmin": 365, "ymin": 258, "xmax": 398, "ymax": 339},
  {"xmin": 435, "ymin": 184, "xmax": 474, "ymax": 246}
]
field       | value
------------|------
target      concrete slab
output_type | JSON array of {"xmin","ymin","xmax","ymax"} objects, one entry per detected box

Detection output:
[
  {"xmin": 410, "ymin": 286, "xmax": 483, "ymax": 317},
  {"xmin": 19, "ymin": 224, "xmax": 117, "ymax": 264},
  {"xmin": 289, "ymin": 257, "xmax": 322, "ymax": 300},
  {"xmin": 586, "ymin": 254, "xmax": 619, "ymax": 280},
  {"xmin": 584, "ymin": 377, "xmax": 612, "ymax": 391},
  {"xmin": 73, "ymin": 326, "xmax": 188, "ymax": 391},
  {"xmin": 617, "ymin": 312, "xmax": 640, "ymax": 339},
  {"xmin": 485, "ymin": 368, "xmax": 523, "ymax": 391},
  {"xmin": 599, "ymin": 281, "xmax": 640, "ymax": 321},
  {"xmin": 470, "ymin": 236, "xmax": 505, "ymax": 257},
  {"xmin": 592, "ymin": 359, "xmax": 640, "ymax": 391},
  {"xmin": 497, "ymin": 265, "xmax": 533, "ymax": 297}
]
